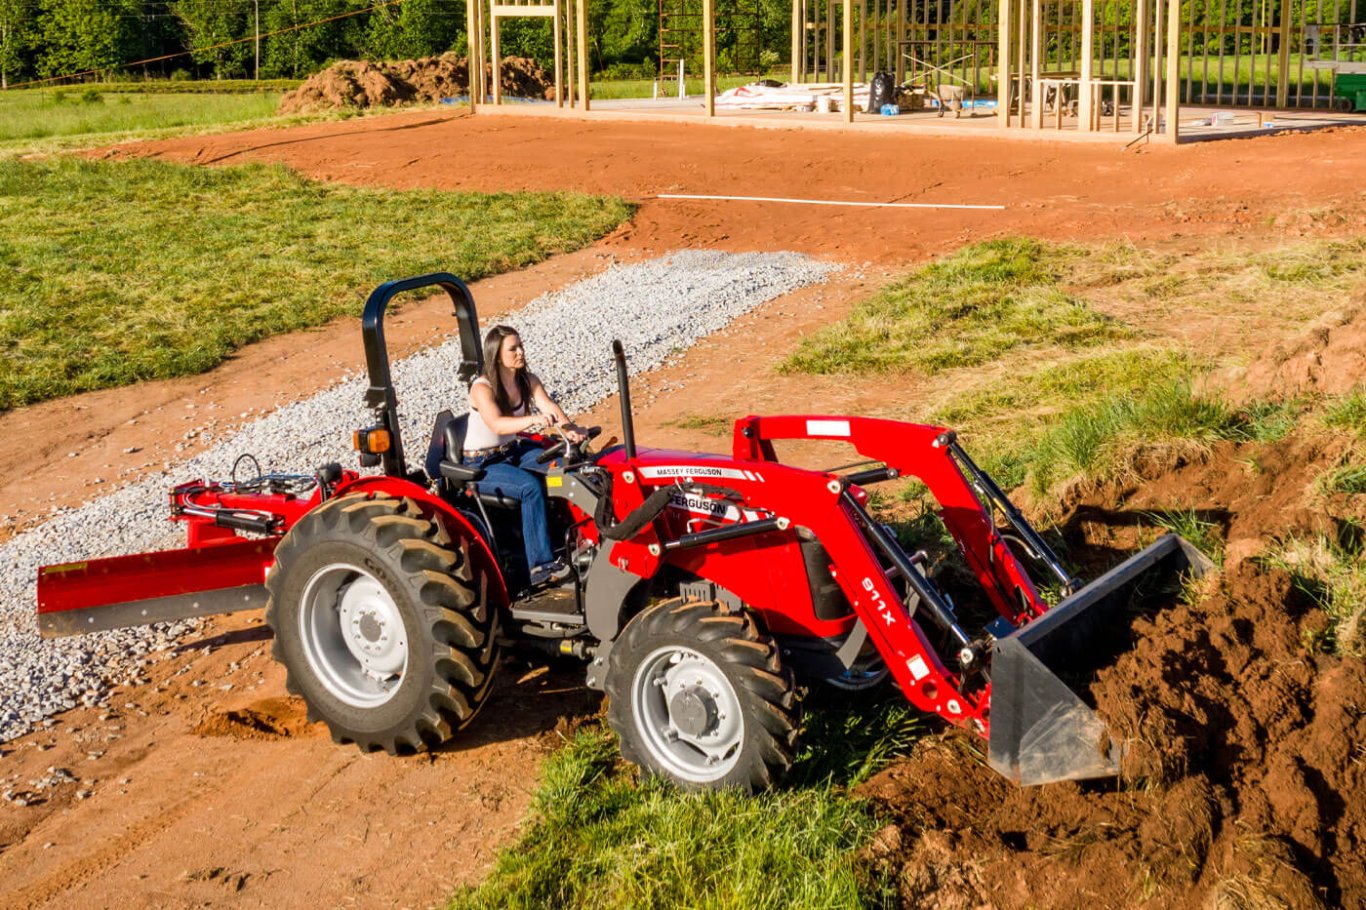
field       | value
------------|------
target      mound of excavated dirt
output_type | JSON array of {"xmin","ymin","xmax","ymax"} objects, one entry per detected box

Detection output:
[
  {"xmin": 277, "ymin": 53, "xmax": 555, "ymax": 114},
  {"xmin": 858, "ymin": 433, "xmax": 1366, "ymax": 909},
  {"xmin": 1230, "ymin": 296, "xmax": 1366, "ymax": 401}
]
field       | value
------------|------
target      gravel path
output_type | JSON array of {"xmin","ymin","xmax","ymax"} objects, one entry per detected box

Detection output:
[{"xmin": 0, "ymin": 250, "xmax": 837, "ymax": 743}]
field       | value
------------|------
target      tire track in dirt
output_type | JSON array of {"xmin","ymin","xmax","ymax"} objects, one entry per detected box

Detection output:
[{"xmin": 4, "ymin": 787, "xmax": 208, "ymax": 909}]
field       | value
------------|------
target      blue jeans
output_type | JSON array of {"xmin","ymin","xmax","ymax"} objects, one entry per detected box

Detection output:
[{"xmin": 468, "ymin": 441, "xmax": 554, "ymax": 569}]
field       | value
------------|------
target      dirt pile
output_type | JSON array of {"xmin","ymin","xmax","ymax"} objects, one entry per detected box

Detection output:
[
  {"xmin": 278, "ymin": 54, "xmax": 555, "ymax": 114},
  {"xmin": 858, "ymin": 434, "xmax": 1366, "ymax": 909},
  {"xmin": 1231, "ymin": 297, "xmax": 1366, "ymax": 401}
]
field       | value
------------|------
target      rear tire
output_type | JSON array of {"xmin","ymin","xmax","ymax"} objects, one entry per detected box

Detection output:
[
  {"xmin": 605, "ymin": 599, "xmax": 800, "ymax": 792},
  {"xmin": 265, "ymin": 492, "xmax": 497, "ymax": 754}
]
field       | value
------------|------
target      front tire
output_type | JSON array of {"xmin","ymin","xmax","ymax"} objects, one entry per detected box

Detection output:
[
  {"xmin": 265, "ymin": 492, "xmax": 498, "ymax": 754},
  {"xmin": 605, "ymin": 599, "xmax": 800, "ymax": 791}
]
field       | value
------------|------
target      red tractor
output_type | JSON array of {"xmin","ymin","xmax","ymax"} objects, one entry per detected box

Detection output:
[{"xmin": 37, "ymin": 274, "xmax": 1207, "ymax": 790}]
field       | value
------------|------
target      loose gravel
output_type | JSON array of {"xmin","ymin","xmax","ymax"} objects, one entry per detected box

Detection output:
[{"xmin": 0, "ymin": 250, "xmax": 837, "ymax": 743}]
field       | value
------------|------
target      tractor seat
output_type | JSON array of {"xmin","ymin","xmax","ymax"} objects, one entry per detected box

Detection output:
[{"xmin": 425, "ymin": 410, "xmax": 520, "ymax": 510}]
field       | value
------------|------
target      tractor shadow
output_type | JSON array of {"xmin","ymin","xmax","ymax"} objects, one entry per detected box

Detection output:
[
  {"xmin": 175, "ymin": 623, "xmax": 600, "ymax": 751},
  {"xmin": 437, "ymin": 658, "xmax": 602, "ymax": 753}
]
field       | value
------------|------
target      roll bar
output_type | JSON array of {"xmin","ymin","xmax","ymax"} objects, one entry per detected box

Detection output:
[{"xmin": 361, "ymin": 273, "xmax": 483, "ymax": 478}]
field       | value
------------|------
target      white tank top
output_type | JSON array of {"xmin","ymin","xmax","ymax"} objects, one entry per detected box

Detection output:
[{"xmin": 464, "ymin": 376, "xmax": 527, "ymax": 451}]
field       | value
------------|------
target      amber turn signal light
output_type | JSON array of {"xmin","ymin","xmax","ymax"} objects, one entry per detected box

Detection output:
[{"xmin": 353, "ymin": 427, "xmax": 391, "ymax": 454}]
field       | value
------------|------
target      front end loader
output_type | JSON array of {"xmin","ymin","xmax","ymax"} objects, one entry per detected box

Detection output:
[{"xmin": 37, "ymin": 273, "xmax": 1208, "ymax": 789}]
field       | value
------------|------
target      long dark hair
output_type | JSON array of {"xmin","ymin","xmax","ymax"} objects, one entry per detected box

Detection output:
[{"xmin": 480, "ymin": 325, "xmax": 533, "ymax": 415}]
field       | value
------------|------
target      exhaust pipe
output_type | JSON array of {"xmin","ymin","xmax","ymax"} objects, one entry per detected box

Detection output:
[
  {"xmin": 612, "ymin": 340, "xmax": 636, "ymax": 460},
  {"xmin": 987, "ymin": 533, "xmax": 1213, "ymax": 786}
]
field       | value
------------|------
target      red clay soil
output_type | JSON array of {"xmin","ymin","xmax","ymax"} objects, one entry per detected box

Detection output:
[
  {"xmin": 1231, "ymin": 295, "xmax": 1366, "ymax": 402},
  {"xmin": 0, "ymin": 614, "xmax": 597, "ymax": 909},
  {"xmin": 858, "ymin": 430, "xmax": 1366, "ymax": 909}
]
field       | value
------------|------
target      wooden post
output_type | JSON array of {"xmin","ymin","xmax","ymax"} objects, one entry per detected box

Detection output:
[
  {"xmin": 859, "ymin": 0, "xmax": 867, "ymax": 82},
  {"xmin": 895, "ymin": 0, "xmax": 906, "ymax": 82},
  {"xmin": 566, "ymin": 0, "xmax": 576, "ymax": 106},
  {"xmin": 577, "ymin": 0, "xmax": 590, "ymax": 110},
  {"xmin": 703, "ymin": 0, "xmax": 715, "ymax": 115},
  {"xmin": 1152, "ymin": 0, "xmax": 1164, "ymax": 134},
  {"xmin": 1079, "ymin": 0, "xmax": 1094, "ymax": 130},
  {"xmin": 1275, "ymin": 0, "xmax": 1292, "ymax": 107},
  {"xmin": 998, "ymin": 0, "xmax": 1012, "ymax": 125},
  {"xmin": 1164, "ymin": 0, "xmax": 1180, "ymax": 140},
  {"xmin": 844, "ymin": 0, "xmax": 855, "ymax": 120},
  {"xmin": 792, "ymin": 0, "xmax": 802, "ymax": 82},
  {"xmin": 1133, "ymin": 0, "xmax": 1149, "ymax": 132},
  {"xmin": 1028, "ymin": 0, "xmax": 1042, "ymax": 128},
  {"xmin": 553, "ymin": 0, "xmax": 564, "ymax": 106},
  {"xmin": 467, "ymin": 0, "xmax": 481, "ymax": 109},
  {"xmin": 491, "ymin": 7, "xmax": 503, "ymax": 105}
]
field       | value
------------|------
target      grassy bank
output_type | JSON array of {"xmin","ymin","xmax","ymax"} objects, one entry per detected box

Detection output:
[
  {"xmin": 449, "ymin": 697, "xmax": 925, "ymax": 910},
  {"xmin": 0, "ymin": 158, "xmax": 631, "ymax": 410},
  {"xmin": 0, "ymin": 88, "xmax": 285, "ymax": 144},
  {"xmin": 785, "ymin": 236, "xmax": 1366, "ymax": 495}
]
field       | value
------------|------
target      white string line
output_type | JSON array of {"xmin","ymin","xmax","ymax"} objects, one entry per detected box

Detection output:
[{"xmin": 656, "ymin": 193, "xmax": 1005, "ymax": 211}]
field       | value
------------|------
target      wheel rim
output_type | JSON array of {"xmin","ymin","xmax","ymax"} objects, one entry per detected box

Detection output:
[
  {"xmin": 299, "ymin": 563, "xmax": 409, "ymax": 709},
  {"xmin": 631, "ymin": 645, "xmax": 745, "ymax": 783}
]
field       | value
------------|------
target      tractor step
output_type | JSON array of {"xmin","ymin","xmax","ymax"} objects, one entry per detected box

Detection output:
[{"xmin": 510, "ymin": 587, "xmax": 584, "ymax": 627}]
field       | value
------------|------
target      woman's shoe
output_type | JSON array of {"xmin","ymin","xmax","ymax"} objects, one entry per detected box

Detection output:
[{"xmin": 528, "ymin": 560, "xmax": 572, "ymax": 587}]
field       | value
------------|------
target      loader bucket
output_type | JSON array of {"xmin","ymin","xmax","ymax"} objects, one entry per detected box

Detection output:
[{"xmin": 988, "ymin": 534, "xmax": 1212, "ymax": 786}]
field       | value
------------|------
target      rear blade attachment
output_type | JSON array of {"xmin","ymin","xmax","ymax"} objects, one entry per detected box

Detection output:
[
  {"xmin": 988, "ymin": 534, "xmax": 1212, "ymax": 786},
  {"xmin": 37, "ymin": 537, "xmax": 279, "ymax": 638}
]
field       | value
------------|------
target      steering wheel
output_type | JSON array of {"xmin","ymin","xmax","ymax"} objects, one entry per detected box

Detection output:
[{"xmin": 535, "ymin": 424, "xmax": 602, "ymax": 465}]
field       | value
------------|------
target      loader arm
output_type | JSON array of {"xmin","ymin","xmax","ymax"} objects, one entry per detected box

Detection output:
[
  {"xmin": 733, "ymin": 415, "xmax": 1052, "ymax": 626},
  {"xmin": 727, "ymin": 414, "xmax": 1211, "ymax": 784}
]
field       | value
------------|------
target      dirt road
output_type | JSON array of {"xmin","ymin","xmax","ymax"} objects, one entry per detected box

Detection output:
[{"xmin": 2, "ymin": 112, "xmax": 1364, "ymax": 908}]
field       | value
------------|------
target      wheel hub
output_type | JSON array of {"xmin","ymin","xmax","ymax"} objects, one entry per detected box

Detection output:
[
  {"xmin": 631, "ymin": 646, "xmax": 745, "ymax": 782},
  {"xmin": 669, "ymin": 685, "xmax": 717, "ymax": 737},
  {"xmin": 337, "ymin": 577, "xmax": 406, "ymax": 676}
]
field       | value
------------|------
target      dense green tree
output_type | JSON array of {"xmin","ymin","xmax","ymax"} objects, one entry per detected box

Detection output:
[
  {"xmin": 261, "ymin": 0, "xmax": 370, "ymax": 77},
  {"xmin": 171, "ymin": 0, "xmax": 255, "ymax": 78},
  {"xmin": 34, "ymin": 0, "xmax": 149, "ymax": 77},
  {"xmin": 0, "ymin": 0, "xmax": 34, "ymax": 87},
  {"xmin": 362, "ymin": 0, "xmax": 463, "ymax": 60}
]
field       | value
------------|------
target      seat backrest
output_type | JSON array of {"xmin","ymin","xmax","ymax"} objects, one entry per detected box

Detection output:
[{"xmin": 425, "ymin": 409, "xmax": 470, "ymax": 481}]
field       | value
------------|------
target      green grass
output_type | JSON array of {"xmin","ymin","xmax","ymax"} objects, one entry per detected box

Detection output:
[
  {"xmin": 1023, "ymin": 379, "xmax": 1241, "ymax": 495},
  {"xmin": 447, "ymin": 719, "xmax": 905, "ymax": 910},
  {"xmin": 0, "ymin": 158, "xmax": 632, "ymax": 410},
  {"xmin": 33, "ymin": 79, "xmax": 303, "ymax": 94},
  {"xmin": 1324, "ymin": 465, "xmax": 1366, "ymax": 495},
  {"xmin": 1266, "ymin": 529, "xmax": 1366, "ymax": 655},
  {"xmin": 1144, "ymin": 508, "xmax": 1226, "ymax": 568},
  {"xmin": 787, "ymin": 236, "xmax": 1353, "ymax": 499},
  {"xmin": 781, "ymin": 238, "xmax": 1131, "ymax": 376},
  {"xmin": 0, "ymin": 88, "xmax": 285, "ymax": 144},
  {"xmin": 449, "ymin": 694, "xmax": 925, "ymax": 909},
  {"xmin": 1325, "ymin": 386, "xmax": 1366, "ymax": 437}
]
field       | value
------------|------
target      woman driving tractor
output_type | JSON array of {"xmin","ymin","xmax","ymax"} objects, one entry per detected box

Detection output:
[{"xmin": 466, "ymin": 325, "xmax": 587, "ymax": 587}]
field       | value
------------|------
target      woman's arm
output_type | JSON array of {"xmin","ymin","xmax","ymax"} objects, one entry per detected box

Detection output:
[
  {"xmin": 528, "ymin": 374, "xmax": 585, "ymax": 441},
  {"xmin": 470, "ymin": 381, "xmax": 545, "ymax": 435}
]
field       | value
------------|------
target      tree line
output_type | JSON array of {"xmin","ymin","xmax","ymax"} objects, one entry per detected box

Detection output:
[{"xmin": 0, "ymin": 0, "xmax": 794, "ymax": 89}]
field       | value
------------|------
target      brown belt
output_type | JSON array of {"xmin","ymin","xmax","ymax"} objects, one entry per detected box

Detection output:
[{"xmin": 463, "ymin": 442, "xmax": 514, "ymax": 459}]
